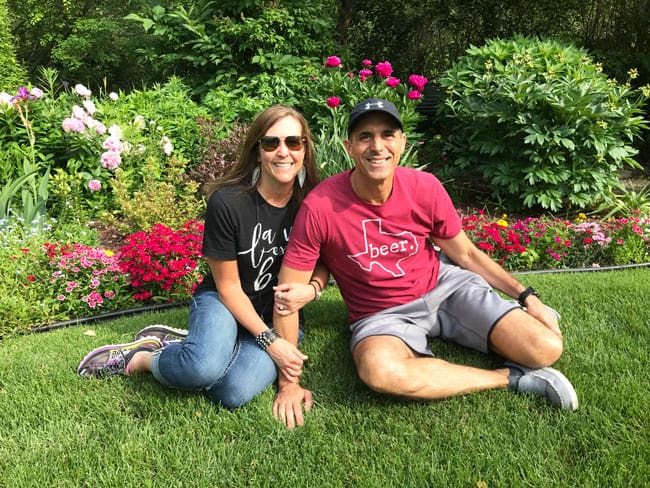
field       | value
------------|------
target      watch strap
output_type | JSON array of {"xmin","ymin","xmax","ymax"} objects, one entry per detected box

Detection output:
[{"xmin": 517, "ymin": 286, "xmax": 539, "ymax": 307}]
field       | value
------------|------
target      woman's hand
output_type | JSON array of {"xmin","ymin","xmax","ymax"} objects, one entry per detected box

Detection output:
[
  {"xmin": 273, "ymin": 283, "xmax": 317, "ymax": 316},
  {"xmin": 265, "ymin": 338, "xmax": 308, "ymax": 382}
]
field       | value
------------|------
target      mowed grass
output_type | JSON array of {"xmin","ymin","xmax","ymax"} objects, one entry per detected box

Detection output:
[{"xmin": 0, "ymin": 268, "xmax": 648, "ymax": 487}]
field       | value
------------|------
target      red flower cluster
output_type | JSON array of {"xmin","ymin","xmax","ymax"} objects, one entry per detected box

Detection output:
[
  {"xmin": 118, "ymin": 220, "xmax": 206, "ymax": 302},
  {"xmin": 462, "ymin": 212, "xmax": 528, "ymax": 266}
]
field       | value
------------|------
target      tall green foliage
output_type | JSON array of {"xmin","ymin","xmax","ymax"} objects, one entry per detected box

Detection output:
[
  {"xmin": 437, "ymin": 36, "xmax": 650, "ymax": 212},
  {"xmin": 126, "ymin": 0, "xmax": 339, "ymax": 97},
  {"xmin": 0, "ymin": 0, "xmax": 26, "ymax": 91}
]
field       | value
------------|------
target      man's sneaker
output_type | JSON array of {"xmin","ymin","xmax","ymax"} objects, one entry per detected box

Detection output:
[
  {"xmin": 77, "ymin": 336, "xmax": 163, "ymax": 378},
  {"xmin": 134, "ymin": 324, "xmax": 188, "ymax": 346},
  {"xmin": 505, "ymin": 361, "xmax": 579, "ymax": 410}
]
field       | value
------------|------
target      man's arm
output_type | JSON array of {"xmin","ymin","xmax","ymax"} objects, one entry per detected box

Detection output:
[
  {"xmin": 435, "ymin": 231, "xmax": 561, "ymax": 335},
  {"xmin": 272, "ymin": 264, "xmax": 315, "ymax": 428}
]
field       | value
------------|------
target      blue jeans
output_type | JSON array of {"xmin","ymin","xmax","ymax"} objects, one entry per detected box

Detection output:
[{"xmin": 150, "ymin": 290, "xmax": 278, "ymax": 409}]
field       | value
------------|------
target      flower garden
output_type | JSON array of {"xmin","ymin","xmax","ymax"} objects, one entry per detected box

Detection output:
[{"xmin": 2, "ymin": 38, "xmax": 650, "ymax": 339}]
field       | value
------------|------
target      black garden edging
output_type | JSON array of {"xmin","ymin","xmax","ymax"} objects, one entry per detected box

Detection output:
[
  {"xmin": 28, "ymin": 261, "xmax": 650, "ymax": 335},
  {"xmin": 29, "ymin": 300, "xmax": 189, "ymax": 334}
]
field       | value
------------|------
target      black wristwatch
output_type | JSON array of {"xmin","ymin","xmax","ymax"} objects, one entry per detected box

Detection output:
[{"xmin": 517, "ymin": 286, "xmax": 539, "ymax": 307}]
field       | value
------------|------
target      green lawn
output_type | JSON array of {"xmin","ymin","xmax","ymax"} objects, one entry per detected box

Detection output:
[{"xmin": 1, "ymin": 268, "xmax": 648, "ymax": 487}]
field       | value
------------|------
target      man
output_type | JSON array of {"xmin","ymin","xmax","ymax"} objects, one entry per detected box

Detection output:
[{"xmin": 271, "ymin": 98, "xmax": 578, "ymax": 428}]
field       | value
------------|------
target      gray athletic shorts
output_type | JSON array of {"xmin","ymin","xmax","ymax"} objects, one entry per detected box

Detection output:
[{"xmin": 349, "ymin": 258, "xmax": 521, "ymax": 356}]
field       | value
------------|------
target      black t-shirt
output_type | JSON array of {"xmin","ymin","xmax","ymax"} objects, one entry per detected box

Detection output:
[{"xmin": 196, "ymin": 185, "xmax": 300, "ymax": 324}]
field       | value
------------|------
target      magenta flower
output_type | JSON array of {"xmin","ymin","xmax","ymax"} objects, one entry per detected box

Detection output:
[
  {"xmin": 88, "ymin": 179, "xmax": 101, "ymax": 192},
  {"xmin": 359, "ymin": 68, "xmax": 373, "ymax": 82},
  {"xmin": 361, "ymin": 59, "xmax": 372, "ymax": 66},
  {"xmin": 324, "ymin": 56, "xmax": 342, "ymax": 68},
  {"xmin": 408, "ymin": 90, "xmax": 422, "ymax": 100},
  {"xmin": 408, "ymin": 74, "xmax": 428, "ymax": 91},
  {"xmin": 327, "ymin": 96, "xmax": 341, "ymax": 108},
  {"xmin": 385, "ymin": 77, "xmax": 401, "ymax": 88},
  {"xmin": 375, "ymin": 61, "xmax": 393, "ymax": 78}
]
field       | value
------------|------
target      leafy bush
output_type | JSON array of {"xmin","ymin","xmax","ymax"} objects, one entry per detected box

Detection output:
[
  {"xmin": 0, "ymin": 0, "xmax": 26, "ymax": 92},
  {"xmin": 190, "ymin": 118, "xmax": 249, "ymax": 195},
  {"xmin": 437, "ymin": 35, "xmax": 650, "ymax": 212},
  {"xmin": 126, "ymin": 1, "xmax": 338, "ymax": 98},
  {"xmin": 109, "ymin": 155, "xmax": 204, "ymax": 232}
]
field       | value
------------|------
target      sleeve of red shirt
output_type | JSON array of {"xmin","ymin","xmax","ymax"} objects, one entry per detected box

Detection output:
[{"xmin": 283, "ymin": 200, "xmax": 322, "ymax": 272}]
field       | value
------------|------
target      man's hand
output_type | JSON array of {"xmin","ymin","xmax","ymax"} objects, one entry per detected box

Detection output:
[
  {"xmin": 525, "ymin": 297, "xmax": 562, "ymax": 337},
  {"xmin": 266, "ymin": 338, "xmax": 308, "ymax": 382},
  {"xmin": 273, "ymin": 383, "xmax": 314, "ymax": 428}
]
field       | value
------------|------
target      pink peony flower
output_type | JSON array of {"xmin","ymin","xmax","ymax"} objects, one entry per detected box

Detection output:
[
  {"xmin": 83, "ymin": 100, "xmax": 96, "ymax": 116},
  {"xmin": 375, "ymin": 61, "xmax": 393, "ymax": 78},
  {"xmin": 408, "ymin": 90, "xmax": 422, "ymax": 100},
  {"xmin": 327, "ymin": 96, "xmax": 341, "ymax": 108},
  {"xmin": 72, "ymin": 105, "xmax": 86, "ymax": 120},
  {"xmin": 62, "ymin": 117, "xmax": 86, "ymax": 133},
  {"xmin": 361, "ymin": 59, "xmax": 373, "ymax": 66},
  {"xmin": 385, "ymin": 77, "xmax": 401, "ymax": 87},
  {"xmin": 101, "ymin": 151, "xmax": 121, "ymax": 170},
  {"xmin": 0, "ymin": 91, "xmax": 13, "ymax": 107},
  {"xmin": 102, "ymin": 135, "xmax": 123, "ymax": 152},
  {"xmin": 88, "ymin": 179, "xmax": 101, "ymax": 191},
  {"xmin": 74, "ymin": 83, "xmax": 92, "ymax": 98},
  {"xmin": 408, "ymin": 74, "xmax": 428, "ymax": 91},
  {"xmin": 359, "ymin": 68, "xmax": 373, "ymax": 82},
  {"xmin": 30, "ymin": 87, "xmax": 43, "ymax": 99},
  {"xmin": 324, "ymin": 56, "xmax": 342, "ymax": 68}
]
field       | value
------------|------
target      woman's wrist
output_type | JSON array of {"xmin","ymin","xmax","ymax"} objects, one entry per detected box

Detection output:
[{"xmin": 255, "ymin": 328, "xmax": 281, "ymax": 350}]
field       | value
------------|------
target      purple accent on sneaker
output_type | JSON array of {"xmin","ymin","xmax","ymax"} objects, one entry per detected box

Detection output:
[{"xmin": 77, "ymin": 336, "xmax": 163, "ymax": 378}]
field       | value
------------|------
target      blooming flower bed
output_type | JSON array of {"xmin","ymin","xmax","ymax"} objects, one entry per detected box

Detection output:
[{"xmin": 461, "ymin": 210, "xmax": 650, "ymax": 271}]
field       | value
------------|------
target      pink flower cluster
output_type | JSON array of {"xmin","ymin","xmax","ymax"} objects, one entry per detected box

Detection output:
[
  {"xmin": 61, "ymin": 91, "xmax": 107, "ymax": 135},
  {"xmin": 43, "ymin": 242, "xmax": 126, "ymax": 309},
  {"xmin": 118, "ymin": 220, "xmax": 205, "ymax": 302},
  {"xmin": 101, "ymin": 125, "xmax": 126, "ymax": 170},
  {"xmin": 322, "ymin": 56, "xmax": 429, "ymax": 107}
]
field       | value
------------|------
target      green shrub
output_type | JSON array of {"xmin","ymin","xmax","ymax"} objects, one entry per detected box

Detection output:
[
  {"xmin": 437, "ymin": 35, "xmax": 650, "ymax": 212},
  {"xmin": 109, "ymin": 155, "xmax": 204, "ymax": 233},
  {"xmin": 0, "ymin": 0, "xmax": 26, "ymax": 91},
  {"xmin": 190, "ymin": 118, "xmax": 249, "ymax": 195}
]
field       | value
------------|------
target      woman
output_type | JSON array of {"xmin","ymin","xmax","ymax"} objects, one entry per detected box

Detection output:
[{"xmin": 78, "ymin": 105, "xmax": 328, "ymax": 409}]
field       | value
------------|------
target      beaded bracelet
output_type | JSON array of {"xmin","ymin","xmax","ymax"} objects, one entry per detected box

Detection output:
[{"xmin": 255, "ymin": 328, "xmax": 281, "ymax": 350}]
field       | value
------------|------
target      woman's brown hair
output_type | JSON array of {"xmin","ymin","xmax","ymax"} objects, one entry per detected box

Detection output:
[{"xmin": 204, "ymin": 105, "xmax": 320, "ymax": 207}]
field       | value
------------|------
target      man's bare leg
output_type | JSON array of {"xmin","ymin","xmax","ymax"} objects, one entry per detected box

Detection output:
[{"xmin": 353, "ymin": 336, "xmax": 509, "ymax": 400}]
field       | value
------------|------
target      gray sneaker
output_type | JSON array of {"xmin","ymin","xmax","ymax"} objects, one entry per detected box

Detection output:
[
  {"xmin": 134, "ymin": 324, "xmax": 188, "ymax": 346},
  {"xmin": 77, "ymin": 336, "xmax": 163, "ymax": 378},
  {"xmin": 506, "ymin": 361, "xmax": 579, "ymax": 410}
]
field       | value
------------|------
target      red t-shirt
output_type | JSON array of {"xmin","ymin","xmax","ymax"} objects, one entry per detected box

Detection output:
[{"xmin": 284, "ymin": 167, "xmax": 461, "ymax": 322}]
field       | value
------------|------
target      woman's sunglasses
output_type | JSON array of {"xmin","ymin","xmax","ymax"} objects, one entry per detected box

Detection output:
[{"xmin": 258, "ymin": 136, "xmax": 306, "ymax": 152}]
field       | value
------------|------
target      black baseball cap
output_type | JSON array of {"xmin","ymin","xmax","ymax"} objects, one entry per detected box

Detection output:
[{"xmin": 347, "ymin": 98, "xmax": 403, "ymax": 135}]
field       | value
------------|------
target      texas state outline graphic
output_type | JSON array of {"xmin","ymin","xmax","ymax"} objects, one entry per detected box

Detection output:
[{"xmin": 347, "ymin": 219, "xmax": 419, "ymax": 277}]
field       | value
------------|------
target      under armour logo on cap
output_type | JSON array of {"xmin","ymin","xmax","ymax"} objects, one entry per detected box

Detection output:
[{"xmin": 348, "ymin": 98, "xmax": 403, "ymax": 135}]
